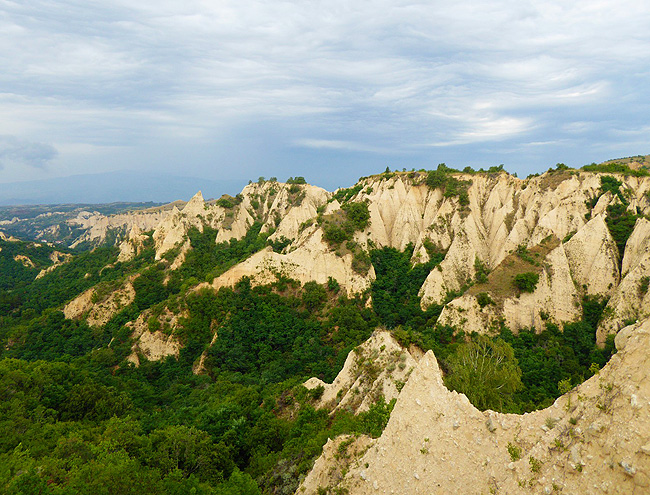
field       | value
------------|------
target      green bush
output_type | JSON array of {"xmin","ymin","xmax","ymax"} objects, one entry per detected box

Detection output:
[
  {"xmin": 605, "ymin": 203, "xmax": 639, "ymax": 259},
  {"xmin": 341, "ymin": 202, "xmax": 370, "ymax": 231},
  {"xmin": 445, "ymin": 337, "xmax": 522, "ymax": 411},
  {"xmin": 513, "ymin": 272, "xmax": 539, "ymax": 293},
  {"xmin": 476, "ymin": 292, "xmax": 494, "ymax": 308}
]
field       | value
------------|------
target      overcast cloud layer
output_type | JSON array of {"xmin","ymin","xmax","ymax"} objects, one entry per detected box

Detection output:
[{"xmin": 1, "ymin": 0, "xmax": 649, "ymax": 196}]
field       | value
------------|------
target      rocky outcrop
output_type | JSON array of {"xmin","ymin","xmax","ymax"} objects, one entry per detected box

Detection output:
[
  {"xmin": 68, "ymin": 208, "xmax": 167, "ymax": 249},
  {"xmin": 564, "ymin": 214, "xmax": 620, "ymax": 296},
  {"xmin": 63, "ymin": 278, "xmax": 136, "ymax": 327},
  {"xmin": 438, "ymin": 241, "xmax": 581, "ymax": 334},
  {"xmin": 209, "ymin": 228, "xmax": 374, "ymax": 296},
  {"xmin": 117, "ymin": 224, "xmax": 149, "ymax": 262},
  {"xmin": 13, "ymin": 254, "xmax": 35, "ymax": 268},
  {"xmin": 597, "ymin": 218, "xmax": 650, "ymax": 344},
  {"xmin": 502, "ymin": 244, "xmax": 581, "ymax": 331},
  {"xmin": 36, "ymin": 251, "xmax": 73, "ymax": 279},
  {"xmin": 125, "ymin": 307, "xmax": 183, "ymax": 366},
  {"xmin": 304, "ymin": 331, "xmax": 419, "ymax": 414},
  {"xmin": 301, "ymin": 317, "xmax": 650, "ymax": 495},
  {"xmin": 63, "ymin": 170, "xmax": 650, "ymax": 348}
]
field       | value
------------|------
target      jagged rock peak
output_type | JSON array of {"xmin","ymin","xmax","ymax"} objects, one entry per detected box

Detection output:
[
  {"xmin": 300, "ymin": 316, "xmax": 650, "ymax": 495},
  {"xmin": 182, "ymin": 190, "xmax": 205, "ymax": 215}
]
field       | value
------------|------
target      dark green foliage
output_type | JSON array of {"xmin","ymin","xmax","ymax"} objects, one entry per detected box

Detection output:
[
  {"xmin": 327, "ymin": 277, "xmax": 340, "ymax": 293},
  {"xmin": 204, "ymin": 279, "xmax": 373, "ymax": 384},
  {"xmin": 582, "ymin": 162, "xmax": 649, "ymax": 176},
  {"xmin": 268, "ymin": 236, "xmax": 291, "ymax": 253},
  {"xmin": 605, "ymin": 203, "xmax": 639, "ymax": 259},
  {"xmin": 476, "ymin": 292, "xmax": 494, "ymax": 308},
  {"xmin": 499, "ymin": 318, "xmax": 615, "ymax": 412},
  {"xmin": 445, "ymin": 337, "xmax": 522, "ymax": 411},
  {"xmin": 370, "ymin": 245, "xmax": 444, "ymax": 330},
  {"xmin": 286, "ymin": 177, "xmax": 307, "ymax": 185},
  {"xmin": 3, "ymin": 310, "xmax": 110, "ymax": 362},
  {"xmin": 301, "ymin": 281, "xmax": 327, "ymax": 311},
  {"xmin": 474, "ymin": 257, "xmax": 489, "ymax": 283},
  {"xmin": 351, "ymin": 249, "xmax": 371, "ymax": 275},
  {"xmin": 425, "ymin": 164, "xmax": 472, "ymax": 205},
  {"xmin": 513, "ymin": 272, "xmax": 539, "ymax": 293},
  {"xmin": 425, "ymin": 169, "xmax": 446, "ymax": 189},
  {"xmin": 599, "ymin": 175, "xmax": 625, "ymax": 202},
  {"xmin": 0, "ymin": 179, "xmax": 627, "ymax": 493},
  {"xmin": 133, "ymin": 264, "xmax": 169, "ymax": 311},
  {"xmin": 581, "ymin": 295, "xmax": 609, "ymax": 330},
  {"xmin": 174, "ymin": 223, "xmax": 268, "ymax": 284},
  {"xmin": 321, "ymin": 202, "xmax": 370, "ymax": 249},
  {"xmin": 340, "ymin": 201, "xmax": 370, "ymax": 231},
  {"xmin": 331, "ymin": 184, "xmax": 363, "ymax": 204},
  {"xmin": 640, "ymin": 276, "xmax": 650, "ymax": 296},
  {"xmin": 322, "ymin": 224, "xmax": 349, "ymax": 245},
  {"xmin": 217, "ymin": 196, "xmax": 240, "ymax": 208}
]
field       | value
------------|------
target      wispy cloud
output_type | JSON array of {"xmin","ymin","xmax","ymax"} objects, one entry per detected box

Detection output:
[{"xmin": 0, "ymin": 0, "xmax": 649, "ymax": 187}]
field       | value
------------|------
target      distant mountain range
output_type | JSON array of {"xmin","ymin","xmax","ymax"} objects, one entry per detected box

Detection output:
[{"xmin": 0, "ymin": 171, "xmax": 247, "ymax": 205}]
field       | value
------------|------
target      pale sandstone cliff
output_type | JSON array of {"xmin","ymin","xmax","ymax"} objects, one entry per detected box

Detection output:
[
  {"xmin": 597, "ymin": 218, "xmax": 650, "ymax": 344},
  {"xmin": 117, "ymin": 223, "xmax": 149, "ymax": 262},
  {"xmin": 68, "ymin": 208, "xmax": 167, "ymax": 249},
  {"xmin": 125, "ymin": 307, "xmax": 183, "ymax": 366},
  {"xmin": 151, "ymin": 183, "xmax": 331, "ymax": 261},
  {"xmin": 35, "ymin": 250, "xmax": 73, "ymax": 279},
  {"xmin": 63, "ymin": 278, "xmax": 136, "ymax": 327},
  {"xmin": 64, "ymin": 170, "xmax": 650, "ymax": 350},
  {"xmin": 304, "ymin": 331, "xmax": 420, "ymax": 415},
  {"xmin": 299, "ymin": 317, "xmax": 650, "ymax": 495}
]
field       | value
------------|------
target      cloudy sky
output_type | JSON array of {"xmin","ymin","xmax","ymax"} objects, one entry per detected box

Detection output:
[{"xmin": 1, "ymin": 0, "xmax": 649, "ymax": 196}]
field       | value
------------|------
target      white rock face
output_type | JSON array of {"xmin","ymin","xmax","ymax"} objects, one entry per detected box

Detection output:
[
  {"xmin": 564, "ymin": 214, "xmax": 619, "ymax": 296},
  {"xmin": 210, "ymin": 229, "xmax": 373, "ymax": 296},
  {"xmin": 304, "ymin": 331, "xmax": 419, "ymax": 415},
  {"xmin": 126, "ymin": 307, "xmax": 183, "ymax": 365},
  {"xmin": 117, "ymin": 224, "xmax": 149, "ymax": 262},
  {"xmin": 597, "ymin": 218, "xmax": 650, "ymax": 344},
  {"xmin": 503, "ymin": 245, "xmax": 581, "ymax": 330},
  {"xmin": 63, "ymin": 171, "xmax": 650, "ymax": 346},
  {"xmin": 300, "ymin": 316, "xmax": 650, "ymax": 495},
  {"xmin": 63, "ymin": 278, "xmax": 136, "ymax": 327},
  {"xmin": 150, "ymin": 182, "xmax": 331, "ymax": 260},
  {"xmin": 68, "ymin": 208, "xmax": 167, "ymax": 249}
]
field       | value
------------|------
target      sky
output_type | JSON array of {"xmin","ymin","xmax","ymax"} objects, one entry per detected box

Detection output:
[{"xmin": 1, "ymin": 0, "xmax": 649, "ymax": 197}]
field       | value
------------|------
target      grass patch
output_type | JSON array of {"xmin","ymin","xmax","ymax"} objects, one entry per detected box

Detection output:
[{"xmin": 468, "ymin": 236, "xmax": 558, "ymax": 304}]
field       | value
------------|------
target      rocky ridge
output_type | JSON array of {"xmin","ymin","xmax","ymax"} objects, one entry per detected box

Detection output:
[
  {"xmin": 62, "ymin": 168, "xmax": 650, "ymax": 367},
  {"xmin": 298, "ymin": 316, "xmax": 650, "ymax": 495}
]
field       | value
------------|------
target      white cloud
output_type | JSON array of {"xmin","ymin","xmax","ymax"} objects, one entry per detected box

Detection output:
[{"xmin": 0, "ymin": 0, "xmax": 649, "ymax": 187}]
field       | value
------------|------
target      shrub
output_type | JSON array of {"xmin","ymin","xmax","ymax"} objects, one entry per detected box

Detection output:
[
  {"xmin": 513, "ymin": 272, "xmax": 539, "ymax": 293},
  {"xmin": 605, "ymin": 203, "xmax": 639, "ymax": 258},
  {"xmin": 507, "ymin": 442, "xmax": 521, "ymax": 461},
  {"xmin": 444, "ymin": 336, "xmax": 522, "ymax": 411},
  {"xmin": 302, "ymin": 281, "xmax": 327, "ymax": 311},
  {"xmin": 476, "ymin": 292, "xmax": 494, "ymax": 308},
  {"xmin": 640, "ymin": 276, "xmax": 650, "ymax": 296},
  {"xmin": 351, "ymin": 249, "xmax": 371, "ymax": 275},
  {"xmin": 341, "ymin": 202, "xmax": 370, "ymax": 231},
  {"xmin": 474, "ymin": 257, "xmax": 489, "ymax": 283},
  {"xmin": 323, "ymin": 224, "xmax": 350, "ymax": 246},
  {"xmin": 327, "ymin": 276, "xmax": 340, "ymax": 293},
  {"xmin": 426, "ymin": 169, "xmax": 447, "ymax": 189}
]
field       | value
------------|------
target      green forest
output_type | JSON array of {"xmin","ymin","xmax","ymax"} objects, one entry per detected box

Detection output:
[{"xmin": 0, "ymin": 214, "xmax": 616, "ymax": 494}]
